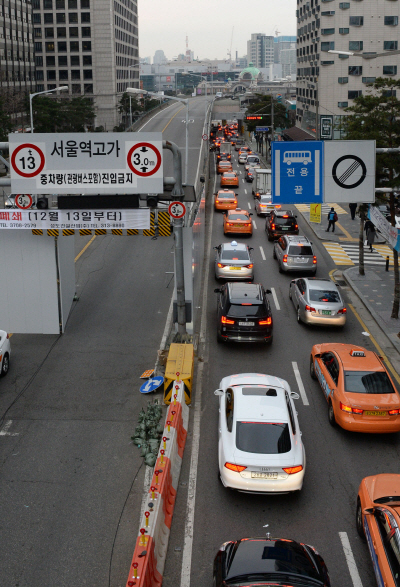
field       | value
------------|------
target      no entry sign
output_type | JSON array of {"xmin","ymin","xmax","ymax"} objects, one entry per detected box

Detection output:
[{"xmin": 9, "ymin": 132, "xmax": 164, "ymax": 195}]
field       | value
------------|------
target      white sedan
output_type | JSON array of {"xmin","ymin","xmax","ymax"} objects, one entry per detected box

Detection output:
[
  {"xmin": 0, "ymin": 330, "xmax": 11, "ymax": 377},
  {"xmin": 214, "ymin": 373, "xmax": 305, "ymax": 494}
]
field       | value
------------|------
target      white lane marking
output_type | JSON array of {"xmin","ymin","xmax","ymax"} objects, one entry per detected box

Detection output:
[
  {"xmin": 271, "ymin": 287, "xmax": 280, "ymax": 311},
  {"xmin": 252, "ymin": 220, "xmax": 257, "ymax": 230},
  {"xmin": 244, "ymin": 189, "xmax": 247, "ymax": 194},
  {"xmin": 0, "ymin": 420, "xmax": 19, "ymax": 436},
  {"xmin": 259, "ymin": 245, "xmax": 266, "ymax": 261},
  {"xmin": 239, "ymin": 170, "xmax": 242, "ymax": 174},
  {"xmin": 339, "ymin": 532, "xmax": 363, "ymax": 587},
  {"xmin": 138, "ymin": 101, "xmax": 177, "ymax": 130},
  {"xmin": 247, "ymin": 202, "xmax": 251, "ymax": 210},
  {"xmin": 291, "ymin": 362, "xmax": 310, "ymax": 406}
]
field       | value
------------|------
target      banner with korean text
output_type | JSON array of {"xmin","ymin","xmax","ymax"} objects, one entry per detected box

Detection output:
[{"xmin": 0, "ymin": 209, "xmax": 150, "ymax": 230}]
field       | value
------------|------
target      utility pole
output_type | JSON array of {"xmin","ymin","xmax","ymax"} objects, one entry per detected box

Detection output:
[{"xmin": 270, "ymin": 96, "xmax": 274, "ymax": 162}]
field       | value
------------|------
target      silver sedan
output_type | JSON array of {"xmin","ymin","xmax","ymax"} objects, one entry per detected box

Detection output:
[
  {"xmin": 289, "ymin": 277, "xmax": 347, "ymax": 326},
  {"xmin": 214, "ymin": 241, "xmax": 254, "ymax": 281}
]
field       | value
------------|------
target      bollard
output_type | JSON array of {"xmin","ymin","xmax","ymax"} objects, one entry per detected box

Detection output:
[
  {"xmin": 145, "ymin": 511, "xmax": 150, "ymax": 527},
  {"xmin": 167, "ymin": 420, "xmax": 171, "ymax": 432},
  {"xmin": 386, "ymin": 256, "xmax": 390, "ymax": 271},
  {"xmin": 163, "ymin": 436, "xmax": 167, "ymax": 450},
  {"xmin": 171, "ymin": 410, "xmax": 176, "ymax": 422},
  {"xmin": 160, "ymin": 449, "xmax": 165, "ymax": 464},
  {"xmin": 151, "ymin": 485, "xmax": 156, "ymax": 500},
  {"xmin": 140, "ymin": 528, "xmax": 146, "ymax": 545},
  {"xmin": 132, "ymin": 562, "xmax": 139, "ymax": 579}
]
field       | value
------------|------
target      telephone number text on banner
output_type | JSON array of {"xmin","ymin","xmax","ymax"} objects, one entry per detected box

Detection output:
[{"xmin": 0, "ymin": 209, "xmax": 150, "ymax": 230}]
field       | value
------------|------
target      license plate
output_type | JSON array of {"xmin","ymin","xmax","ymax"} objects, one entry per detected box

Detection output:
[
  {"xmin": 251, "ymin": 472, "xmax": 278, "ymax": 479},
  {"xmin": 281, "ymin": 227, "xmax": 289, "ymax": 230},
  {"xmin": 237, "ymin": 224, "xmax": 244, "ymax": 227},
  {"xmin": 295, "ymin": 257, "xmax": 307, "ymax": 263},
  {"xmin": 239, "ymin": 321, "xmax": 254, "ymax": 326},
  {"xmin": 230, "ymin": 267, "xmax": 241, "ymax": 270},
  {"xmin": 321, "ymin": 310, "xmax": 331, "ymax": 315},
  {"xmin": 365, "ymin": 410, "xmax": 387, "ymax": 416}
]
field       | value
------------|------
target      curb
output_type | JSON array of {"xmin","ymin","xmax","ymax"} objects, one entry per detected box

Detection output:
[{"xmin": 126, "ymin": 379, "xmax": 189, "ymax": 587}]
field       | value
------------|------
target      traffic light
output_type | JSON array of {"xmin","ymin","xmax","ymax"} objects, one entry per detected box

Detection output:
[
  {"xmin": 36, "ymin": 196, "xmax": 48, "ymax": 209},
  {"xmin": 146, "ymin": 195, "xmax": 158, "ymax": 208}
]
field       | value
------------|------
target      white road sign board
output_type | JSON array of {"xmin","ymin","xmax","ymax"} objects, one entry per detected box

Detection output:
[
  {"xmin": 9, "ymin": 133, "xmax": 163, "ymax": 195},
  {"xmin": 324, "ymin": 140, "xmax": 375, "ymax": 203}
]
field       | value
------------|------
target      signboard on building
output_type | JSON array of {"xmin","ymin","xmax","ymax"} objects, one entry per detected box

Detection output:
[
  {"xmin": 320, "ymin": 116, "xmax": 333, "ymax": 140},
  {"xmin": 9, "ymin": 133, "xmax": 163, "ymax": 195}
]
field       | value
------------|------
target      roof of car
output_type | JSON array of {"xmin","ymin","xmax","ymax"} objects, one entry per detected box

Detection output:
[
  {"xmin": 233, "ymin": 385, "xmax": 288, "ymax": 422},
  {"xmin": 275, "ymin": 209, "xmax": 295, "ymax": 217},
  {"xmin": 228, "ymin": 282, "xmax": 263, "ymax": 303},
  {"xmin": 285, "ymin": 235, "xmax": 310, "ymax": 243},
  {"xmin": 221, "ymin": 242, "xmax": 248, "ymax": 251},
  {"xmin": 321, "ymin": 343, "xmax": 384, "ymax": 371},
  {"xmin": 303, "ymin": 278, "xmax": 336, "ymax": 290},
  {"xmin": 228, "ymin": 208, "xmax": 248, "ymax": 214}
]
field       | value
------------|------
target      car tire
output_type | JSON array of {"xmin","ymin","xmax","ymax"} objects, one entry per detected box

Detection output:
[
  {"xmin": 328, "ymin": 401, "xmax": 336, "ymax": 427},
  {"xmin": 297, "ymin": 307, "xmax": 302, "ymax": 323},
  {"xmin": 0, "ymin": 353, "xmax": 9, "ymax": 377},
  {"xmin": 310, "ymin": 356, "xmax": 317, "ymax": 380},
  {"xmin": 267, "ymin": 233, "xmax": 273, "ymax": 242},
  {"xmin": 312, "ymin": 269, "xmax": 317, "ymax": 276},
  {"xmin": 289, "ymin": 287, "xmax": 292, "ymax": 300},
  {"xmin": 356, "ymin": 499, "xmax": 366, "ymax": 540},
  {"xmin": 217, "ymin": 331, "xmax": 224, "ymax": 344},
  {"xmin": 273, "ymin": 248, "xmax": 277, "ymax": 259}
]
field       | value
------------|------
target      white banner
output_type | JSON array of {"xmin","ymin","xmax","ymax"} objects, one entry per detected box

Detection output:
[
  {"xmin": 0, "ymin": 209, "xmax": 150, "ymax": 230},
  {"xmin": 368, "ymin": 206, "xmax": 400, "ymax": 250}
]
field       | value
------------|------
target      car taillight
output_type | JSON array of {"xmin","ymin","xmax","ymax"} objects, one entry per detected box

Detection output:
[
  {"xmin": 305, "ymin": 305, "xmax": 316, "ymax": 312},
  {"xmin": 6, "ymin": 333, "xmax": 9, "ymax": 339},
  {"xmin": 228, "ymin": 223, "xmax": 234, "ymax": 226},
  {"xmin": 271, "ymin": 223, "xmax": 275, "ymax": 230},
  {"xmin": 216, "ymin": 199, "xmax": 220, "ymax": 203},
  {"xmin": 246, "ymin": 223, "xmax": 252, "ymax": 227},
  {"xmin": 221, "ymin": 316, "xmax": 235, "ymax": 324},
  {"xmin": 256, "ymin": 192, "xmax": 260, "ymax": 196},
  {"xmin": 313, "ymin": 256, "xmax": 317, "ymax": 264},
  {"xmin": 245, "ymin": 264, "xmax": 254, "ymax": 269},
  {"xmin": 217, "ymin": 263, "xmax": 226, "ymax": 268},
  {"xmin": 338, "ymin": 308, "xmax": 347, "ymax": 314},
  {"xmin": 259, "ymin": 317, "xmax": 272, "ymax": 325},
  {"xmin": 283, "ymin": 254, "xmax": 288, "ymax": 263},
  {"xmin": 283, "ymin": 465, "xmax": 303, "ymax": 475},
  {"xmin": 340, "ymin": 402, "xmax": 363, "ymax": 414},
  {"xmin": 224, "ymin": 462, "xmax": 247, "ymax": 472},
  {"xmin": 389, "ymin": 409, "xmax": 400, "ymax": 415},
  {"xmin": 295, "ymin": 224, "xmax": 298, "ymax": 229}
]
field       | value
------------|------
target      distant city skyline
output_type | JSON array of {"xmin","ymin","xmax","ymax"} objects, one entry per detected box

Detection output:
[{"xmin": 138, "ymin": 0, "xmax": 296, "ymax": 61}]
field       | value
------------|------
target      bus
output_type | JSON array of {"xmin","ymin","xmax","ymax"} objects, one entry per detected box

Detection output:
[{"xmin": 283, "ymin": 151, "xmax": 312, "ymax": 165}]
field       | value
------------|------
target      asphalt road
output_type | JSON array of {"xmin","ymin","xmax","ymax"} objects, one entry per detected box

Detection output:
[
  {"xmin": 162, "ymin": 144, "xmax": 400, "ymax": 587},
  {"xmin": 0, "ymin": 96, "xmax": 207, "ymax": 587}
]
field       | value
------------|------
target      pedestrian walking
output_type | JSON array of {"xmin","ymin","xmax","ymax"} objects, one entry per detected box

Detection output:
[
  {"xmin": 364, "ymin": 219, "xmax": 376, "ymax": 252},
  {"xmin": 349, "ymin": 202, "xmax": 357, "ymax": 220},
  {"xmin": 326, "ymin": 207, "xmax": 338, "ymax": 232}
]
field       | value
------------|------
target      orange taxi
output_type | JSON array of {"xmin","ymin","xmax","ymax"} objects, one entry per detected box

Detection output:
[
  {"xmin": 310, "ymin": 343, "xmax": 400, "ymax": 433},
  {"xmin": 223, "ymin": 208, "xmax": 253, "ymax": 235},
  {"xmin": 356, "ymin": 474, "xmax": 400, "ymax": 587},
  {"xmin": 217, "ymin": 160, "xmax": 233, "ymax": 175},
  {"xmin": 220, "ymin": 172, "xmax": 239, "ymax": 188},
  {"xmin": 214, "ymin": 189, "xmax": 238, "ymax": 211}
]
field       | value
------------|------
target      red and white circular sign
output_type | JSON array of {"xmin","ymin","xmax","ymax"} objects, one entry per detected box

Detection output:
[
  {"xmin": 11, "ymin": 143, "xmax": 45, "ymax": 178},
  {"xmin": 127, "ymin": 142, "xmax": 162, "ymax": 177},
  {"xmin": 168, "ymin": 201, "xmax": 186, "ymax": 219},
  {"xmin": 15, "ymin": 194, "xmax": 33, "ymax": 209},
  {"xmin": 202, "ymin": 134, "xmax": 208, "ymax": 141}
]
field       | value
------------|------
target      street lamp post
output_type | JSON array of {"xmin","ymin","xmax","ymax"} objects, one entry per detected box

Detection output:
[
  {"xmin": 126, "ymin": 87, "xmax": 189, "ymax": 185},
  {"xmin": 29, "ymin": 85, "xmax": 68, "ymax": 132},
  {"xmin": 181, "ymin": 72, "xmax": 208, "ymax": 118}
]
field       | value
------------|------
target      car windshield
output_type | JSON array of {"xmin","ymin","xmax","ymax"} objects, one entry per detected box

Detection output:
[
  {"xmin": 309, "ymin": 289, "xmax": 340, "ymax": 303},
  {"xmin": 236, "ymin": 422, "xmax": 291, "ymax": 454},
  {"xmin": 221, "ymin": 251, "xmax": 249, "ymax": 261},
  {"xmin": 275, "ymin": 216, "xmax": 295, "ymax": 226},
  {"xmin": 218, "ymin": 193, "xmax": 235, "ymax": 199},
  {"xmin": 344, "ymin": 371, "xmax": 395, "ymax": 394},
  {"xmin": 227, "ymin": 303, "xmax": 267, "ymax": 318},
  {"xmin": 288, "ymin": 245, "xmax": 313, "ymax": 256},
  {"xmin": 230, "ymin": 214, "xmax": 248, "ymax": 221}
]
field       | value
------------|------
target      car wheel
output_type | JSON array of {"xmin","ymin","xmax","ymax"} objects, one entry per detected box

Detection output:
[
  {"xmin": 310, "ymin": 356, "xmax": 317, "ymax": 380},
  {"xmin": 312, "ymin": 269, "xmax": 317, "ymax": 276},
  {"xmin": 273, "ymin": 248, "xmax": 277, "ymax": 259},
  {"xmin": 267, "ymin": 233, "xmax": 273, "ymax": 242},
  {"xmin": 289, "ymin": 286, "xmax": 292, "ymax": 300},
  {"xmin": 297, "ymin": 307, "xmax": 302, "ymax": 323},
  {"xmin": 328, "ymin": 401, "xmax": 336, "ymax": 427},
  {"xmin": 217, "ymin": 331, "xmax": 224, "ymax": 343},
  {"xmin": 0, "ymin": 353, "xmax": 9, "ymax": 377},
  {"xmin": 356, "ymin": 499, "xmax": 366, "ymax": 540}
]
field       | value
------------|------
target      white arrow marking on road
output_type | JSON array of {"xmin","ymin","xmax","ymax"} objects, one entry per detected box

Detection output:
[
  {"xmin": 271, "ymin": 287, "xmax": 280, "ymax": 310},
  {"xmin": 339, "ymin": 532, "xmax": 363, "ymax": 587},
  {"xmin": 292, "ymin": 362, "xmax": 309, "ymax": 406},
  {"xmin": 0, "ymin": 420, "xmax": 19, "ymax": 436},
  {"xmin": 259, "ymin": 246, "xmax": 266, "ymax": 261}
]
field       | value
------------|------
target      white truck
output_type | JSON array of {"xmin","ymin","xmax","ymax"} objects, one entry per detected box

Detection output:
[
  {"xmin": 252, "ymin": 169, "xmax": 272, "ymax": 197},
  {"xmin": 219, "ymin": 141, "xmax": 232, "ymax": 160}
]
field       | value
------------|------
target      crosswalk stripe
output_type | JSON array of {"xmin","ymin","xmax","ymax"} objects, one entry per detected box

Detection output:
[
  {"xmin": 323, "ymin": 241, "xmax": 395, "ymax": 266},
  {"xmin": 295, "ymin": 203, "xmax": 347, "ymax": 215}
]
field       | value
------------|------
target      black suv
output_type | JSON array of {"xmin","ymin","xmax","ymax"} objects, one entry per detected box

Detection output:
[
  {"xmin": 214, "ymin": 282, "xmax": 273, "ymax": 343},
  {"xmin": 265, "ymin": 209, "xmax": 299, "ymax": 241}
]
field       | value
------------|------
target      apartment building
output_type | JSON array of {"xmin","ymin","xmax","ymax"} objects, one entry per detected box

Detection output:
[
  {"xmin": 0, "ymin": 0, "xmax": 35, "ymax": 94},
  {"xmin": 32, "ymin": 0, "xmax": 139, "ymax": 129},
  {"xmin": 296, "ymin": 0, "xmax": 400, "ymax": 138},
  {"xmin": 247, "ymin": 34, "xmax": 274, "ymax": 69}
]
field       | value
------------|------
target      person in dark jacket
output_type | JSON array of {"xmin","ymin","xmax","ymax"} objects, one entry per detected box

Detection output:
[
  {"xmin": 326, "ymin": 207, "xmax": 337, "ymax": 232},
  {"xmin": 364, "ymin": 219, "xmax": 376, "ymax": 252},
  {"xmin": 349, "ymin": 203, "xmax": 357, "ymax": 220}
]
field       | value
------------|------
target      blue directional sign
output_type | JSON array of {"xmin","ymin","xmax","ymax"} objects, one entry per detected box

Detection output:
[
  {"xmin": 140, "ymin": 376, "xmax": 164, "ymax": 394},
  {"xmin": 256, "ymin": 126, "xmax": 269, "ymax": 132},
  {"xmin": 272, "ymin": 141, "xmax": 324, "ymax": 204}
]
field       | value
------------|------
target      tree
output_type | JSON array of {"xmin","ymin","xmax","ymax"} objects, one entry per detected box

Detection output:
[
  {"xmin": 245, "ymin": 94, "xmax": 288, "ymax": 134},
  {"xmin": 31, "ymin": 96, "xmax": 95, "ymax": 132},
  {"xmin": 341, "ymin": 78, "xmax": 400, "ymax": 318}
]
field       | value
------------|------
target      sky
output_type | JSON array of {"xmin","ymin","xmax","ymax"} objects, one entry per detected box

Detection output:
[{"xmin": 138, "ymin": 0, "xmax": 297, "ymax": 62}]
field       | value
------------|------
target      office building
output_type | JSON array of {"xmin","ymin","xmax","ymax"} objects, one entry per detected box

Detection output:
[
  {"xmin": 280, "ymin": 47, "xmax": 296, "ymax": 78},
  {"xmin": 247, "ymin": 34, "xmax": 274, "ymax": 69},
  {"xmin": 296, "ymin": 0, "xmax": 400, "ymax": 138},
  {"xmin": 32, "ymin": 0, "xmax": 139, "ymax": 130},
  {"xmin": 274, "ymin": 35, "xmax": 296, "ymax": 63},
  {"xmin": 153, "ymin": 49, "xmax": 166, "ymax": 64}
]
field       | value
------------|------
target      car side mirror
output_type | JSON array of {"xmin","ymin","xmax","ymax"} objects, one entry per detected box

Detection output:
[
  {"xmin": 214, "ymin": 389, "xmax": 224, "ymax": 396},
  {"xmin": 290, "ymin": 392, "xmax": 300, "ymax": 400},
  {"xmin": 265, "ymin": 289, "xmax": 272, "ymax": 294},
  {"xmin": 249, "ymin": 213, "xmax": 253, "ymax": 216},
  {"xmin": 214, "ymin": 288, "xmax": 222, "ymax": 293},
  {"xmin": 213, "ymin": 246, "xmax": 217, "ymax": 250},
  {"xmin": 249, "ymin": 247, "xmax": 254, "ymax": 251}
]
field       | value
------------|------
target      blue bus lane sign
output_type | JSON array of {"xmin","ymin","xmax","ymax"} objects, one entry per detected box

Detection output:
[{"xmin": 272, "ymin": 141, "xmax": 324, "ymax": 204}]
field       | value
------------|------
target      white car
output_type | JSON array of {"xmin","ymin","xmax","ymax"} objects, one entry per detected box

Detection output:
[
  {"xmin": 0, "ymin": 330, "xmax": 11, "ymax": 376},
  {"xmin": 238, "ymin": 153, "xmax": 248, "ymax": 164},
  {"xmin": 214, "ymin": 373, "xmax": 305, "ymax": 494}
]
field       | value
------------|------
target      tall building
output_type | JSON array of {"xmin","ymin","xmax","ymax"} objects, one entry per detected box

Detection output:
[
  {"xmin": 247, "ymin": 34, "xmax": 274, "ymax": 69},
  {"xmin": 0, "ymin": 0, "xmax": 35, "ymax": 94},
  {"xmin": 32, "ymin": 0, "xmax": 139, "ymax": 130},
  {"xmin": 296, "ymin": 0, "xmax": 400, "ymax": 139},
  {"xmin": 274, "ymin": 35, "xmax": 296, "ymax": 64},
  {"xmin": 280, "ymin": 46, "xmax": 296, "ymax": 78},
  {"xmin": 153, "ymin": 49, "xmax": 166, "ymax": 64}
]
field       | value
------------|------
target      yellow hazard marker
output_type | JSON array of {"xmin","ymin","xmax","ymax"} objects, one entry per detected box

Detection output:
[
  {"xmin": 164, "ymin": 343, "xmax": 194, "ymax": 405},
  {"xmin": 62, "ymin": 229, "xmax": 75, "ymax": 236},
  {"xmin": 47, "ymin": 229, "xmax": 59, "ymax": 237},
  {"xmin": 322, "ymin": 242, "xmax": 354, "ymax": 265},
  {"xmin": 127, "ymin": 229, "xmax": 139, "ymax": 235},
  {"xmin": 143, "ymin": 211, "xmax": 155, "ymax": 237},
  {"xmin": 79, "ymin": 229, "xmax": 92, "ymax": 236},
  {"xmin": 95, "ymin": 229, "xmax": 107, "ymax": 235},
  {"xmin": 32, "ymin": 229, "xmax": 43, "ymax": 236},
  {"xmin": 111, "ymin": 229, "xmax": 123, "ymax": 235},
  {"xmin": 140, "ymin": 369, "xmax": 155, "ymax": 379},
  {"xmin": 158, "ymin": 211, "xmax": 172, "ymax": 236}
]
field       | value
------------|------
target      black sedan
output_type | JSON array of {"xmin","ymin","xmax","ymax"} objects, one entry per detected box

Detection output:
[{"xmin": 213, "ymin": 536, "xmax": 331, "ymax": 587}]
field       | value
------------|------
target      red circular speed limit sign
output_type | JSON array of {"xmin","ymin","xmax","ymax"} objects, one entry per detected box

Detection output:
[
  {"xmin": 202, "ymin": 134, "xmax": 208, "ymax": 141},
  {"xmin": 15, "ymin": 194, "xmax": 33, "ymax": 209},
  {"xmin": 127, "ymin": 142, "xmax": 162, "ymax": 177},
  {"xmin": 11, "ymin": 143, "xmax": 45, "ymax": 178},
  {"xmin": 168, "ymin": 201, "xmax": 186, "ymax": 219}
]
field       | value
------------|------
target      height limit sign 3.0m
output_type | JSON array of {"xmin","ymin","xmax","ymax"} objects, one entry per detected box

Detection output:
[{"xmin": 127, "ymin": 142, "xmax": 162, "ymax": 177}]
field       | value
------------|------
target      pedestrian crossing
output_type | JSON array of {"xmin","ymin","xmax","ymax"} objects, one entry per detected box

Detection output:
[
  {"xmin": 322, "ymin": 242, "xmax": 394, "ymax": 266},
  {"xmin": 295, "ymin": 203, "xmax": 348, "ymax": 215}
]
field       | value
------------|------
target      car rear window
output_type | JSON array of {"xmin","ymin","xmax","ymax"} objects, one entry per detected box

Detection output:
[
  {"xmin": 260, "ymin": 196, "xmax": 272, "ymax": 204},
  {"xmin": 236, "ymin": 422, "xmax": 291, "ymax": 454},
  {"xmin": 309, "ymin": 289, "xmax": 340, "ymax": 303},
  {"xmin": 221, "ymin": 250, "xmax": 249, "ymax": 261},
  {"xmin": 227, "ymin": 303, "xmax": 268, "ymax": 318},
  {"xmin": 217, "ymin": 193, "xmax": 235, "ymax": 199},
  {"xmin": 344, "ymin": 371, "xmax": 395, "ymax": 394},
  {"xmin": 288, "ymin": 245, "xmax": 313, "ymax": 256},
  {"xmin": 230, "ymin": 214, "xmax": 248, "ymax": 221},
  {"xmin": 224, "ymin": 173, "xmax": 236, "ymax": 178},
  {"xmin": 275, "ymin": 216, "xmax": 295, "ymax": 226}
]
